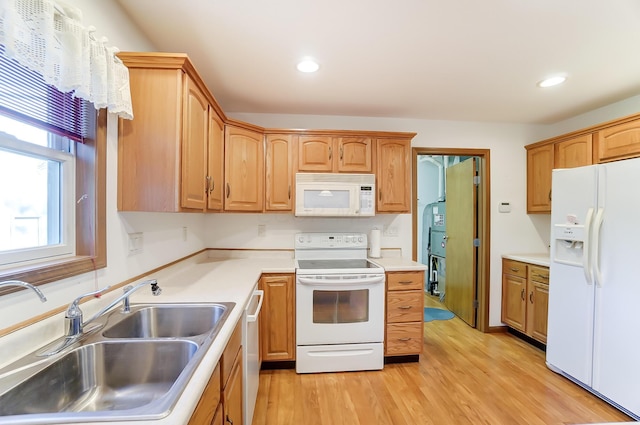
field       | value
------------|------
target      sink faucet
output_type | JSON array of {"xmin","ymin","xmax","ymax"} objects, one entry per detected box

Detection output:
[
  {"xmin": 65, "ymin": 279, "xmax": 161, "ymax": 337},
  {"xmin": 0, "ymin": 280, "xmax": 47, "ymax": 302}
]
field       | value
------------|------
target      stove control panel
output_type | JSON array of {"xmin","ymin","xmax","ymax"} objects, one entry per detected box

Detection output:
[{"xmin": 295, "ymin": 232, "xmax": 367, "ymax": 249}]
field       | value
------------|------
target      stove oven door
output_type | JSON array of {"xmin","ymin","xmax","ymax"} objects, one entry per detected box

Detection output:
[{"xmin": 296, "ymin": 273, "xmax": 385, "ymax": 346}]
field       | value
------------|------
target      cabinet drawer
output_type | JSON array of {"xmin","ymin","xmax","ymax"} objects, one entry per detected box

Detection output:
[
  {"xmin": 528, "ymin": 265, "xmax": 549, "ymax": 285},
  {"xmin": 386, "ymin": 322, "xmax": 423, "ymax": 355},
  {"xmin": 221, "ymin": 320, "xmax": 242, "ymax": 388},
  {"xmin": 503, "ymin": 259, "xmax": 527, "ymax": 278},
  {"xmin": 386, "ymin": 291, "xmax": 423, "ymax": 323},
  {"xmin": 387, "ymin": 271, "xmax": 424, "ymax": 291}
]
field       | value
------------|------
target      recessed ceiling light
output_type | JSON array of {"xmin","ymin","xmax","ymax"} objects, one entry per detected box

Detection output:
[
  {"xmin": 537, "ymin": 76, "xmax": 567, "ymax": 88},
  {"xmin": 297, "ymin": 58, "xmax": 319, "ymax": 73}
]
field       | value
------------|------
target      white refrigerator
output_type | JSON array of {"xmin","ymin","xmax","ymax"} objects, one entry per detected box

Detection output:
[{"xmin": 546, "ymin": 156, "xmax": 640, "ymax": 419}]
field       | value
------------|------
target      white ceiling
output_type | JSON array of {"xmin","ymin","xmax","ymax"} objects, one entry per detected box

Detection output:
[{"xmin": 116, "ymin": 0, "xmax": 640, "ymax": 124}]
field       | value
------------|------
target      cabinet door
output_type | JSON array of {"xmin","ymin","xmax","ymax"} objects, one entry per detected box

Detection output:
[
  {"xmin": 181, "ymin": 76, "xmax": 209, "ymax": 210},
  {"xmin": 260, "ymin": 274, "xmax": 295, "ymax": 361},
  {"xmin": 336, "ymin": 137, "xmax": 373, "ymax": 172},
  {"xmin": 187, "ymin": 363, "xmax": 221, "ymax": 425},
  {"xmin": 223, "ymin": 350, "xmax": 243, "ymax": 425},
  {"xmin": 118, "ymin": 67, "xmax": 183, "ymax": 212},
  {"xmin": 501, "ymin": 272, "xmax": 527, "ymax": 332},
  {"xmin": 526, "ymin": 144, "xmax": 554, "ymax": 213},
  {"xmin": 224, "ymin": 125, "xmax": 264, "ymax": 212},
  {"xmin": 376, "ymin": 138, "xmax": 411, "ymax": 212},
  {"xmin": 555, "ymin": 134, "xmax": 593, "ymax": 169},
  {"xmin": 297, "ymin": 136, "xmax": 334, "ymax": 172},
  {"xmin": 265, "ymin": 134, "xmax": 294, "ymax": 211},
  {"xmin": 597, "ymin": 119, "xmax": 640, "ymax": 163},
  {"xmin": 207, "ymin": 109, "xmax": 225, "ymax": 211},
  {"xmin": 527, "ymin": 281, "xmax": 549, "ymax": 344}
]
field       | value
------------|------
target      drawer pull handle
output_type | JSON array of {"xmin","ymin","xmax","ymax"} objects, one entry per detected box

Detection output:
[
  {"xmin": 226, "ymin": 415, "xmax": 234, "ymax": 425},
  {"xmin": 521, "ymin": 288, "xmax": 525, "ymax": 301},
  {"xmin": 398, "ymin": 305, "xmax": 412, "ymax": 310},
  {"xmin": 398, "ymin": 280, "xmax": 413, "ymax": 284},
  {"xmin": 529, "ymin": 292, "xmax": 534, "ymax": 303},
  {"xmin": 398, "ymin": 337, "xmax": 412, "ymax": 342},
  {"xmin": 510, "ymin": 268, "xmax": 519, "ymax": 272}
]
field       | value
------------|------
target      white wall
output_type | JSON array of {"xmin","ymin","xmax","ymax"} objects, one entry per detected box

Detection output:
[{"xmin": 0, "ymin": 1, "xmax": 208, "ymax": 330}]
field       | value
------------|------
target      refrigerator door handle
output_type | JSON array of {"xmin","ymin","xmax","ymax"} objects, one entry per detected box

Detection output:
[
  {"xmin": 592, "ymin": 207, "xmax": 605, "ymax": 287},
  {"xmin": 583, "ymin": 207, "xmax": 595, "ymax": 285}
]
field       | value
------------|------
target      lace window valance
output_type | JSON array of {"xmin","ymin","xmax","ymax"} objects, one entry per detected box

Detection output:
[{"xmin": 0, "ymin": 0, "xmax": 133, "ymax": 119}]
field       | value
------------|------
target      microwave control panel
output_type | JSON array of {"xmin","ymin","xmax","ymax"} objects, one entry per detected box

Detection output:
[{"xmin": 359, "ymin": 185, "xmax": 375, "ymax": 215}]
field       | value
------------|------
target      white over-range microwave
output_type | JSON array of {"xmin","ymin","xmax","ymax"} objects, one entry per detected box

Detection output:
[{"xmin": 295, "ymin": 173, "xmax": 375, "ymax": 217}]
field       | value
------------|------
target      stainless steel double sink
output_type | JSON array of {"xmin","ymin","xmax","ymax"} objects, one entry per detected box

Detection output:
[{"xmin": 0, "ymin": 302, "xmax": 235, "ymax": 424}]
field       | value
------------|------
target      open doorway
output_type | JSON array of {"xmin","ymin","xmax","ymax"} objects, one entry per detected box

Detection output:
[{"xmin": 412, "ymin": 148, "xmax": 491, "ymax": 332}]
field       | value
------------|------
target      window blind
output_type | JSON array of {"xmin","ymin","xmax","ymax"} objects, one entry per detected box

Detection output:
[{"xmin": 0, "ymin": 45, "xmax": 89, "ymax": 141}]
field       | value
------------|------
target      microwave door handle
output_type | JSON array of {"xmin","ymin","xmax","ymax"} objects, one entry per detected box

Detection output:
[{"xmin": 298, "ymin": 276, "xmax": 384, "ymax": 286}]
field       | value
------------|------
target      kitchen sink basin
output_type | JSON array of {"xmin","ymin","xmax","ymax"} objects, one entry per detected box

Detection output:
[
  {"xmin": 0, "ymin": 301, "xmax": 235, "ymax": 424},
  {"xmin": 0, "ymin": 340, "xmax": 198, "ymax": 416},
  {"xmin": 102, "ymin": 304, "xmax": 228, "ymax": 338}
]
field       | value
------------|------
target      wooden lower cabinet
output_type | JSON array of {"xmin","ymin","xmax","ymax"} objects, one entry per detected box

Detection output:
[
  {"xmin": 501, "ymin": 259, "xmax": 549, "ymax": 344},
  {"xmin": 187, "ymin": 363, "xmax": 221, "ymax": 425},
  {"xmin": 223, "ymin": 349, "xmax": 243, "ymax": 425},
  {"xmin": 189, "ymin": 321, "xmax": 243, "ymax": 425},
  {"xmin": 384, "ymin": 270, "xmax": 424, "ymax": 356},
  {"xmin": 212, "ymin": 404, "xmax": 223, "ymax": 425},
  {"xmin": 527, "ymin": 265, "xmax": 549, "ymax": 344},
  {"xmin": 259, "ymin": 274, "xmax": 295, "ymax": 361}
]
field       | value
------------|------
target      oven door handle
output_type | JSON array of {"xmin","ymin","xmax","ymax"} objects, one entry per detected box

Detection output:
[{"xmin": 297, "ymin": 276, "xmax": 385, "ymax": 286}]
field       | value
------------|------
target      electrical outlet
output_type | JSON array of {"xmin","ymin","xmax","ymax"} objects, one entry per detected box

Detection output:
[
  {"xmin": 258, "ymin": 224, "xmax": 266, "ymax": 237},
  {"xmin": 182, "ymin": 226, "xmax": 188, "ymax": 241},
  {"xmin": 383, "ymin": 226, "xmax": 399, "ymax": 237},
  {"xmin": 128, "ymin": 232, "xmax": 143, "ymax": 254}
]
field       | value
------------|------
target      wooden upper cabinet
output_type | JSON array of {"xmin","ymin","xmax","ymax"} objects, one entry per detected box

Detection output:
[
  {"xmin": 336, "ymin": 137, "xmax": 373, "ymax": 172},
  {"xmin": 376, "ymin": 138, "xmax": 411, "ymax": 212},
  {"xmin": 297, "ymin": 136, "xmax": 334, "ymax": 172},
  {"xmin": 597, "ymin": 119, "xmax": 640, "ymax": 163},
  {"xmin": 265, "ymin": 134, "xmax": 294, "ymax": 211},
  {"xmin": 181, "ymin": 76, "xmax": 209, "ymax": 210},
  {"xmin": 117, "ymin": 53, "xmax": 224, "ymax": 212},
  {"xmin": 207, "ymin": 110, "xmax": 225, "ymax": 211},
  {"xmin": 224, "ymin": 124, "xmax": 264, "ymax": 212},
  {"xmin": 526, "ymin": 144, "xmax": 554, "ymax": 214},
  {"xmin": 555, "ymin": 134, "xmax": 593, "ymax": 169}
]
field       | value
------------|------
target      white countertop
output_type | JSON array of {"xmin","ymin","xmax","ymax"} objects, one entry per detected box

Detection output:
[
  {"xmin": 0, "ymin": 250, "xmax": 423, "ymax": 425},
  {"xmin": 502, "ymin": 253, "xmax": 550, "ymax": 267},
  {"xmin": 0, "ymin": 253, "xmax": 295, "ymax": 425},
  {"xmin": 370, "ymin": 256, "xmax": 427, "ymax": 271}
]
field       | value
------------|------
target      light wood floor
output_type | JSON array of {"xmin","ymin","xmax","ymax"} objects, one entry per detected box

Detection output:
[{"xmin": 253, "ymin": 295, "xmax": 632, "ymax": 425}]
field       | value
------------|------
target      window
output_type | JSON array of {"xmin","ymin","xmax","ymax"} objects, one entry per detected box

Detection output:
[{"xmin": 0, "ymin": 47, "xmax": 106, "ymax": 291}]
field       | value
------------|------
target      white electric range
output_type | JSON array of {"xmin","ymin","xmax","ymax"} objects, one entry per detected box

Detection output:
[{"xmin": 294, "ymin": 232, "xmax": 385, "ymax": 374}]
